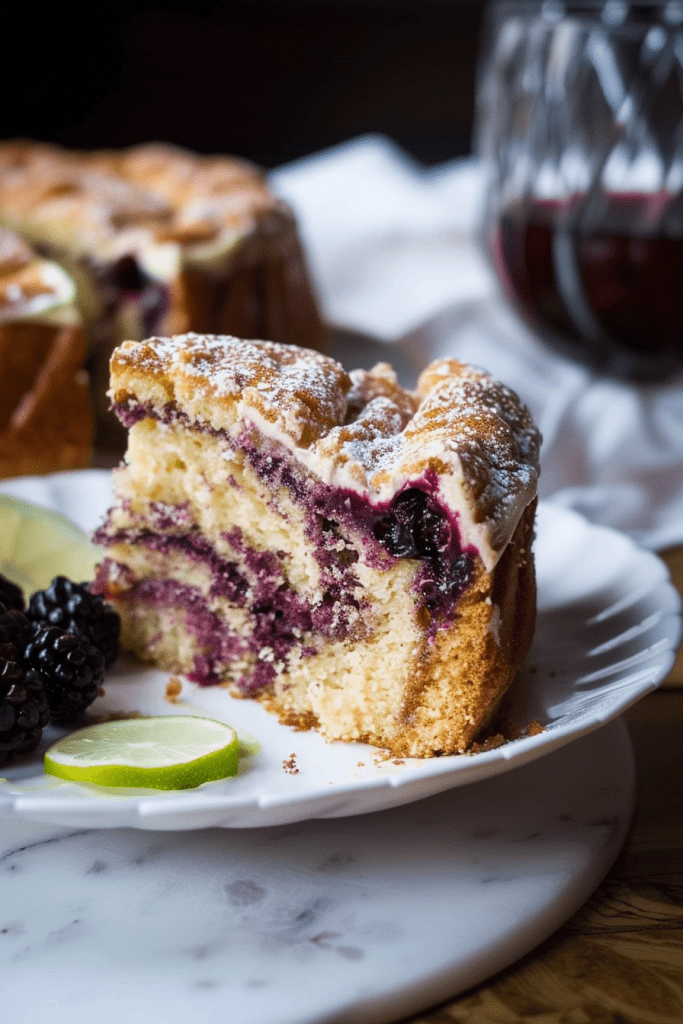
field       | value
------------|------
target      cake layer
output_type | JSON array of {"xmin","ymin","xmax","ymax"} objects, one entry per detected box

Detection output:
[{"xmin": 94, "ymin": 335, "xmax": 541, "ymax": 757}]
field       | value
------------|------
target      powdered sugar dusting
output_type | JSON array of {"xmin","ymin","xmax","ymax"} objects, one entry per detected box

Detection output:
[{"xmin": 115, "ymin": 333, "xmax": 349, "ymax": 443}]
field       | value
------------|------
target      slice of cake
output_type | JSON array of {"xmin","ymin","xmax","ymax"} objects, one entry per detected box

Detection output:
[
  {"xmin": 0, "ymin": 228, "xmax": 92, "ymax": 478},
  {"xmin": 93, "ymin": 334, "xmax": 540, "ymax": 757}
]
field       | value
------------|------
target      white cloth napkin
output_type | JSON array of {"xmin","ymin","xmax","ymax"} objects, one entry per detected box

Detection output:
[{"xmin": 272, "ymin": 134, "xmax": 683, "ymax": 553}]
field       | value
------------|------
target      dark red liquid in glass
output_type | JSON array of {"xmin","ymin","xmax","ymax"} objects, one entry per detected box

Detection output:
[{"xmin": 494, "ymin": 203, "xmax": 683, "ymax": 381}]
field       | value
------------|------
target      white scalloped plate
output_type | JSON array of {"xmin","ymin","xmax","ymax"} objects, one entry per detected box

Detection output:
[{"xmin": 0, "ymin": 471, "xmax": 680, "ymax": 830}]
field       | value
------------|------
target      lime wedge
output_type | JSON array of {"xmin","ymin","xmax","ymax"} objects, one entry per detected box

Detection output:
[
  {"xmin": 0, "ymin": 495, "xmax": 97, "ymax": 594},
  {"xmin": 44, "ymin": 716, "xmax": 239, "ymax": 790}
]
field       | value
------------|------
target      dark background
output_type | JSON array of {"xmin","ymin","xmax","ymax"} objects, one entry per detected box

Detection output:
[{"xmin": 3, "ymin": 0, "xmax": 485, "ymax": 168}]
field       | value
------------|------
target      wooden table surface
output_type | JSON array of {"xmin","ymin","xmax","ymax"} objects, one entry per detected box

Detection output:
[{"xmin": 404, "ymin": 548, "xmax": 683, "ymax": 1024}]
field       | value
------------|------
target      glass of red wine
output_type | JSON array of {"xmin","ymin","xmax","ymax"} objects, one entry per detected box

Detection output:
[{"xmin": 476, "ymin": 0, "xmax": 683, "ymax": 382}]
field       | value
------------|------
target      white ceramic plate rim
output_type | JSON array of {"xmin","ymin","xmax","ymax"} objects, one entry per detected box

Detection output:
[{"xmin": 0, "ymin": 471, "xmax": 680, "ymax": 830}]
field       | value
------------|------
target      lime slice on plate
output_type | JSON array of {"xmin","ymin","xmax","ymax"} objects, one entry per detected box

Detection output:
[{"xmin": 44, "ymin": 716, "xmax": 239, "ymax": 790}]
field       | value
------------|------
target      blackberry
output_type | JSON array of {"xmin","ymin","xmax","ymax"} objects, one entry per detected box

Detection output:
[
  {"xmin": 0, "ymin": 603, "xmax": 34, "ymax": 650},
  {"xmin": 0, "ymin": 573, "xmax": 25, "ymax": 612},
  {"xmin": 0, "ymin": 644, "xmax": 49, "ymax": 764},
  {"xmin": 24, "ymin": 626, "xmax": 104, "ymax": 724},
  {"xmin": 28, "ymin": 576, "xmax": 120, "ymax": 667},
  {"xmin": 373, "ymin": 489, "xmax": 449, "ymax": 560}
]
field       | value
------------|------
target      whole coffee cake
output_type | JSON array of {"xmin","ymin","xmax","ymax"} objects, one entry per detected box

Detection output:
[
  {"xmin": 0, "ymin": 140, "xmax": 325, "ymax": 448},
  {"xmin": 93, "ymin": 334, "xmax": 541, "ymax": 757}
]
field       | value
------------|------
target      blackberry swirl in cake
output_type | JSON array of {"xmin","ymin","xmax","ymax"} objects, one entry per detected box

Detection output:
[{"xmin": 93, "ymin": 334, "xmax": 541, "ymax": 757}]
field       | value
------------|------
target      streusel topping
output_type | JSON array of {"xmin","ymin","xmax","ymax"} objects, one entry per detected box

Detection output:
[
  {"xmin": 0, "ymin": 140, "xmax": 289, "ymax": 261},
  {"xmin": 111, "ymin": 333, "xmax": 541, "ymax": 567}
]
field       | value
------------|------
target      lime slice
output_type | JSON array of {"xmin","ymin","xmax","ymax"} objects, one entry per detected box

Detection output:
[
  {"xmin": 0, "ymin": 495, "xmax": 97, "ymax": 595},
  {"xmin": 44, "ymin": 716, "xmax": 239, "ymax": 790}
]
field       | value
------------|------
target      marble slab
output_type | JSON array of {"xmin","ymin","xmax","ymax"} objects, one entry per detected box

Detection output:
[{"xmin": 1, "ymin": 717, "xmax": 634, "ymax": 1024}]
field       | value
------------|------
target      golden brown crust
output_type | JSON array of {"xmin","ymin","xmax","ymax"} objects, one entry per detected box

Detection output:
[
  {"xmin": 87, "ymin": 141, "xmax": 265, "ymax": 210},
  {"xmin": 396, "ymin": 498, "xmax": 537, "ymax": 756}
]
